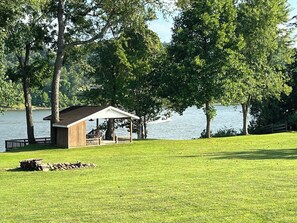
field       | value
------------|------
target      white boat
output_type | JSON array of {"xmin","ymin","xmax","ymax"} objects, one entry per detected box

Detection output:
[{"xmin": 148, "ymin": 116, "xmax": 172, "ymax": 124}]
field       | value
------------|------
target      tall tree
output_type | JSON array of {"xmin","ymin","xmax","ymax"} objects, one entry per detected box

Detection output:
[
  {"xmin": 84, "ymin": 39, "xmax": 132, "ymax": 139},
  {"xmin": 167, "ymin": 0, "xmax": 240, "ymax": 138},
  {"xmin": 5, "ymin": 1, "xmax": 51, "ymax": 144},
  {"xmin": 46, "ymin": 0, "xmax": 165, "ymax": 144},
  {"xmin": 223, "ymin": 0, "xmax": 294, "ymax": 135},
  {"xmin": 122, "ymin": 27, "xmax": 166, "ymax": 139},
  {"xmin": 84, "ymin": 26, "xmax": 166, "ymax": 139}
]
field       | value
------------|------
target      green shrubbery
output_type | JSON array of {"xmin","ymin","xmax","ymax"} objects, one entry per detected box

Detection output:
[{"xmin": 200, "ymin": 127, "xmax": 238, "ymax": 138}]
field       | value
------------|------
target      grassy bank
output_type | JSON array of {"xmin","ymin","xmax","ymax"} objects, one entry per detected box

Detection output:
[{"xmin": 1, "ymin": 133, "xmax": 297, "ymax": 222}]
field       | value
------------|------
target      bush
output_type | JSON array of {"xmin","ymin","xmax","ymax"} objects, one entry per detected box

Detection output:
[
  {"xmin": 213, "ymin": 127, "xmax": 238, "ymax": 137},
  {"xmin": 200, "ymin": 129, "xmax": 212, "ymax": 138},
  {"xmin": 200, "ymin": 127, "xmax": 238, "ymax": 138},
  {"xmin": 288, "ymin": 112, "xmax": 297, "ymax": 130}
]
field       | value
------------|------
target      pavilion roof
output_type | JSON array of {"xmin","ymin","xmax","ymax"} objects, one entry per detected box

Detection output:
[{"xmin": 44, "ymin": 106, "xmax": 139, "ymax": 128}]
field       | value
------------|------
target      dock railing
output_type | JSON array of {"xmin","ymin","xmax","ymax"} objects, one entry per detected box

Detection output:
[{"xmin": 5, "ymin": 137, "xmax": 51, "ymax": 151}]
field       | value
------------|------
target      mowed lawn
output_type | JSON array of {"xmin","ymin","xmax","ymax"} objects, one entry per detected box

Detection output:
[{"xmin": 1, "ymin": 133, "xmax": 297, "ymax": 222}]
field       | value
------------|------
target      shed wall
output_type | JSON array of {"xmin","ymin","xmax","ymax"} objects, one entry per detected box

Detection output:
[
  {"xmin": 68, "ymin": 121, "xmax": 86, "ymax": 147},
  {"xmin": 56, "ymin": 128, "xmax": 69, "ymax": 148}
]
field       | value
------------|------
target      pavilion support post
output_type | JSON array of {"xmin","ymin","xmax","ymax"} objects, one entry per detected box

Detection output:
[{"xmin": 130, "ymin": 118, "xmax": 133, "ymax": 143}]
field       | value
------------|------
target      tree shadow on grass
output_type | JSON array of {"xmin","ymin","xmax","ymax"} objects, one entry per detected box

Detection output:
[
  {"xmin": 175, "ymin": 155, "xmax": 201, "ymax": 158},
  {"xmin": 6, "ymin": 144, "xmax": 67, "ymax": 153},
  {"xmin": 211, "ymin": 148, "xmax": 297, "ymax": 160}
]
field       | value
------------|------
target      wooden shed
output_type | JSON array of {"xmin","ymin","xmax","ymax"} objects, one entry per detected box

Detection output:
[{"xmin": 44, "ymin": 106, "xmax": 139, "ymax": 148}]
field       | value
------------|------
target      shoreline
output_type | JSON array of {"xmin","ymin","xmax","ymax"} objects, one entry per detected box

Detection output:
[{"xmin": 3, "ymin": 106, "xmax": 50, "ymax": 111}]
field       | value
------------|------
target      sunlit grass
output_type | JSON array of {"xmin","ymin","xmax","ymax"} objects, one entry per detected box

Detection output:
[{"xmin": 1, "ymin": 133, "xmax": 297, "ymax": 222}]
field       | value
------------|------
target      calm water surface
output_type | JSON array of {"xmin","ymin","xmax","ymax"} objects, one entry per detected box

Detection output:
[{"xmin": 0, "ymin": 106, "xmax": 244, "ymax": 152}]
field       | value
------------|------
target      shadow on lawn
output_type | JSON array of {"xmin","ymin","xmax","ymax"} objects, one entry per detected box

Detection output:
[
  {"xmin": 212, "ymin": 148, "xmax": 297, "ymax": 160},
  {"xmin": 6, "ymin": 168, "xmax": 26, "ymax": 172},
  {"xmin": 175, "ymin": 155, "xmax": 201, "ymax": 158}
]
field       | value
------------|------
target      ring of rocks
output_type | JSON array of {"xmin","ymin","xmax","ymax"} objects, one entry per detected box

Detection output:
[{"xmin": 19, "ymin": 159, "xmax": 96, "ymax": 171}]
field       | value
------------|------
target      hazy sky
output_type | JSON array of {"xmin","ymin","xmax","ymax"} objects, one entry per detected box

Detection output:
[{"xmin": 149, "ymin": 0, "xmax": 297, "ymax": 44}]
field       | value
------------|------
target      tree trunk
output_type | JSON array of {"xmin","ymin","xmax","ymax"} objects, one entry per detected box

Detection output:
[
  {"xmin": 143, "ymin": 115, "xmax": 147, "ymax": 139},
  {"xmin": 18, "ymin": 44, "xmax": 35, "ymax": 144},
  {"xmin": 241, "ymin": 103, "xmax": 249, "ymax": 135},
  {"xmin": 137, "ymin": 118, "xmax": 143, "ymax": 139},
  {"xmin": 22, "ymin": 76, "xmax": 35, "ymax": 144},
  {"xmin": 51, "ymin": 0, "xmax": 65, "ymax": 145},
  {"xmin": 241, "ymin": 95, "xmax": 251, "ymax": 135},
  {"xmin": 205, "ymin": 101, "xmax": 211, "ymax": 138},
  {"xmin": 137, "ymin": 117, "xmax": 145, "ymax": 139},
  {"xmin": 105, "ymin": 118, "xmax": 114, "ymax": 140}
]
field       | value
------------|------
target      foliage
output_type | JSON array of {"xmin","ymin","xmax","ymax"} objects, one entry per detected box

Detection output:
[
  {"xmin": 30, "ymin": 46, "xmax": 92, "ymax": 108},
  {"xmin": 45, "ymin": 0, "xmax": 166, "ymax": 111},
  {"xmin": 83, "ymin": 39, "xmax": 131, "ymax": 106},
  {"xmin": 200, "ymin": 127, "xmax": 238, "ymax": 138},
  {"xmin": 84, "ymin": 25, "xmax": 167, "ymax": 139},
  {"xmin": 121, "ymin": 26, "xmax": 167, "ymax": 139},
  {"xmin": 0, "ymin": 37, "xmax": 19, "ymax": 112},
  {"xmin": 167, "ymin": 0, "xmax": 240, "ymax": 138},
  {"xmin": 0, "ymin": 73, "xmax": 21, "ymax": 112},
  {"xmin": 200, "ymin": 129, "xmax": 212, "ymax": 138},
  {"xmin": 3, "ymin": 0, "xmax": 53, "ymax": 143},
  {"xmin": 2, "ymin": 134, "xmax": 297, "ymax": 222},
  {"xmin": 213, "ymin": 127, "xmax": 238, "ymax": 137},
  {"xmin": 0, "ymin": 2, "xmax": 24, "ymax": 112},
  {"xmin": 223, "ymin": 0, "xmax": 294, "ymax": 135},
  {"xmin": 249, "ymin": 50, "xmax": 297, "ymax": 132}
]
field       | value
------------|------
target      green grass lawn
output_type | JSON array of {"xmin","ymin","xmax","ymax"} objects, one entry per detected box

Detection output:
[{"xmin": 1, "ymin": 133, "xmax": 297, "ymax": 222}]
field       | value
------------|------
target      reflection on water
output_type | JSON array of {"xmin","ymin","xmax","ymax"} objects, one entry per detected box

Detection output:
[{"xmin": 0, "ymin": 106, "xmax": 244, "ymax": 152}]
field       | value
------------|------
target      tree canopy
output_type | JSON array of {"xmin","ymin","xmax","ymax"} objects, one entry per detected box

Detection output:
[
  {"xmin": 84, "ymin": 25, "xmax": 165, "ymax": 139},
  {"xmin": 223, "ymin": 0, "xmax": 294, "ymax": 135},
  {"xmin": 47, "ymin": 0, "xmax": 167, "ymax": 143},
  {"xmin": 0, "ymin": 0, "xmax": 296, "ymax": 141},
  {"xmin": 167, "ymin": 0, "xmax": 241, "ymax": 138}
]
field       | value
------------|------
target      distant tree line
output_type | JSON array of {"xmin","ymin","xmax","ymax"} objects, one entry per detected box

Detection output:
[{"xmin": 0, "ymin": 0, "xmax": 296, "ymax": 143}]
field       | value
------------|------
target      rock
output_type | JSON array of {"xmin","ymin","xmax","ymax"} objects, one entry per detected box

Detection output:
[
  {"xmin": 20, "ymin": 159, "xmax": 43, "ymax": 171},
  {"xmin": 40, "ymin": 164, "xmax": 50, "ymax": 171}
]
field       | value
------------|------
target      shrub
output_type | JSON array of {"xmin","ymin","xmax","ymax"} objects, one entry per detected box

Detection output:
[
  {"xmin": 200, "ymin": 129, "xmax": 212, "ymax": 138},
  {"xmin": 213, "ymin": 127, "xmax": 238, "ymax": 137},
  {"xmin": 200, "ymin": 127, "xmax": 238, "ymax": 138}
]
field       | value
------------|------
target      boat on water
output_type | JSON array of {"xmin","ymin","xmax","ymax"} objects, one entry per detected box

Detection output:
[{"xmin": 148, "ymin": 116, "xmax": 172, "ymax": 124}]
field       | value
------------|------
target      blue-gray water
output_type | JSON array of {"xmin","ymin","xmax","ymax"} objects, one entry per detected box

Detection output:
[{"xmin": 0, "ymin": 106, "xmax": 245, "ymax": 152}]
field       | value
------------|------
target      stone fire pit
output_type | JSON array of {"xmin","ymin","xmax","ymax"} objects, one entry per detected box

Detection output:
[{"xmin": 19, "ymin": 159, "xmax": 96, "ymax": 171}]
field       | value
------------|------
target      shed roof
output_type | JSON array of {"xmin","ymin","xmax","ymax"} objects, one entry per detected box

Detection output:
[{"xmin": 44, "ymin": 106, "xmax": 139, "ymax": 128}]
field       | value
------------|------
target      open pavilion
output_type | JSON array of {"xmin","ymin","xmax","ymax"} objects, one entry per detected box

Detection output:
[{"xmin": 43, "ymin": 106, "xmax": 139, "ymax": 148}]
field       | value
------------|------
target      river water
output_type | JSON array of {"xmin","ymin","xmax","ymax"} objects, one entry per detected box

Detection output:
[{"xmin": 0, "ymin": 106, "xmax": 244, "ymax": 152}]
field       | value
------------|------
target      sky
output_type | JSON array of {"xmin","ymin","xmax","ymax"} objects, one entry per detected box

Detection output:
[{"xmin": 149, "ymin": 0, "xmax": 297, "ymax": 44}]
